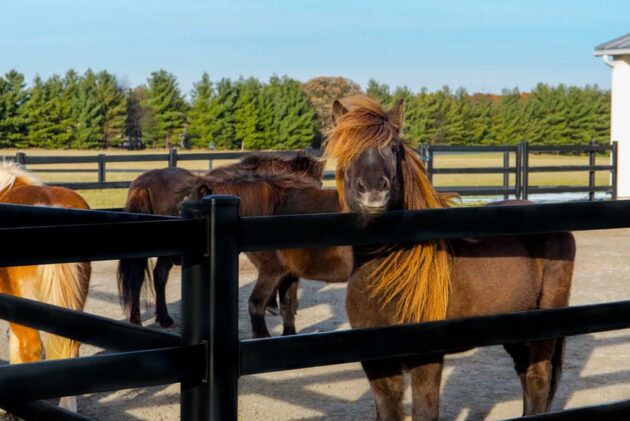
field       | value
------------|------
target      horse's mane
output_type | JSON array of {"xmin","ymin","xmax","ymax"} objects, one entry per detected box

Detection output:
[
  {"xmin": 197, "ymin": 172, "xmax": 322, "ymax": 217},
  {"xmin": 208, "ymin": 152, "xmax": 325, "ymax": 184},
  {"xmin": 324, "ymin": 95, "xmax": 453, "ymax": 323},
  {"xmin": 0, "ymin": 161, "xmax": 42, "ymax": 195}
]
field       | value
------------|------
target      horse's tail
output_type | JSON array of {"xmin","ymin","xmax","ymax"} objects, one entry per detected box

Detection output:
[
  {"xmin": 118, "ymin": 188, "xmax": 153, "ymax": 318},
  {"xmin": 38, "ymin": 261, "xmax": 90, "ymax": 411},
  {"xmin": 39, "ymin": 262, "xmax": 90, "ymax": 361}
]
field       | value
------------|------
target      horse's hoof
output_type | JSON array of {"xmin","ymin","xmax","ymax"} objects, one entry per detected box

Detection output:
[
  {"xmin": 129, "ymin": 317, "xmax": 142, "ymax": 326},
  {"xmin": 156, "ymin": 315, "xmax": 175, "ymax": 328},
  {"xmin": 282, "ymin": 327, "xmax": 296, "ymax": 336},
  {"xmin": 252, "ymin": 331, "xmax": 271, "ymax": 339}
]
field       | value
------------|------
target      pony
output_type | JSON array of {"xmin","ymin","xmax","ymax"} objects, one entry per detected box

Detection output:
[
  {"xmin": 187, "ymin": 172, "xmax": 351, "ymax": 338},
  {"xmin": 118, "ymin": 154, "xmax": 351, "ymax": 337},
  {"xmin": 325, "ymin": 96, "xmax": 575, "ymax": 420},
  {"xmin": 0, "ymin": 162, "xmax": 91, "ymax": 413}
]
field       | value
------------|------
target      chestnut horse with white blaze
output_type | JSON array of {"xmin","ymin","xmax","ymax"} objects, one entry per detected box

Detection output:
[
  {"xmin": 326, "ymin": 96, "xmax": 575, "ymax": 420},
  {"xmin": 0, "ymin": 162, "xmax": 91, "ymax": 413}
]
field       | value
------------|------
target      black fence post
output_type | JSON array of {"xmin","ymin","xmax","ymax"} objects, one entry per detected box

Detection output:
[
  {"xmin": 612, "ymin": 141, "xmax": 619, "ymax": 200},
  {"xmin": 207, "ymin": 195, "xmax": 240, "ymax": 421},
  {"xmin": 180, "ymin": 200, "xmax": 211, "ymax": 421},
  {"xmin": 503, "ymin": 150, "xmax": 509, "ymax": 200},
  {"xmin": 169, "ymin": 148, "xmax": 178, "ymax": 168},
  {"xmin": 588, "ymin": 140, "xmax": 596, "ymax": 201},
  {"xmin": 515, "ymin": 144, "xmax": 522, "ymax": 199},
  {"xmin": 427, "ymin": 146, "xmax": 434, "ymax": 183},
  {"xmin": 522, "ymin": 142, "xmax": 529, "ymax": 200},
  {"xmin": 98, "ymin": 154, "xmax": 106, "ymax": 184},
  {"xmin": 15, "ymin": 152, "xmax": 26, "ymax": 167}
]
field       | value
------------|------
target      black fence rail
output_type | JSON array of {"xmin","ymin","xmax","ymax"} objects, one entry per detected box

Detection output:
[
  {"xmin": 2, "ymin": 198, "xmax": 630, "ymax": 419},
  {"xmin": 424, "ymin": 141, "xmax": 618, "ymax": 200},
  {"xmin": 1, "ymin": 142, "xmax": 618, "ymax": 201}
]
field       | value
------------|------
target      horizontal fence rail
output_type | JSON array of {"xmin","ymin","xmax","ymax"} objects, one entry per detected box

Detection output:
[
  {"xmin": 240, "ymin": 300, "xmax": 630, "ymax": 375},
  {"xmin": 0, "ymin": 345, "xmax": 204, "ymax": 402},
  {"xmin": 239, "ymin": 200, "xmax": 630, "ymax": 251},
  {"xmin": 0, "ymin": 294, "xmax": 180, "ymax": 351}
]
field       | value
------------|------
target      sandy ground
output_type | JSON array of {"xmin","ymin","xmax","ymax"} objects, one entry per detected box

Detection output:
[{"xmin": 2, "ymin": 229, "xmax": 630, "ymax": 420}]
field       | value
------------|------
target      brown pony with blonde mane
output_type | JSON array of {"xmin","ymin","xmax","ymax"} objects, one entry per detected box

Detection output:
[
  {"xmin": 326, "ymin": 96, "xmax": 575, "ymax": 420},
  {"xmin": 0, "ymin": 162, "xmax": 91, "ymax": 413},
  {"xmin": 327, "ymin": 96, "xmax": 454, "ymax": 323}
]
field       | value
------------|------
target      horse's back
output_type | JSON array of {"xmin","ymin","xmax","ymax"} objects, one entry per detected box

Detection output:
[
  {"xmin": 1, "ymin": 185, "xmax": 89, "ymax": 210},
  {"xmin": 447, "ymin": 233, "xmax": 574, "ymax": 319}
]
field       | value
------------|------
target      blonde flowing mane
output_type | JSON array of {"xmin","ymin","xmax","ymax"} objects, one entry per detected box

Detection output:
[
  {"xmin": 325, "ymin": 95, "xmax": 453, "ymax": 323},
  {"xmin": 0, "ymin": 161, "xmax": 42, "ymax": 195}
]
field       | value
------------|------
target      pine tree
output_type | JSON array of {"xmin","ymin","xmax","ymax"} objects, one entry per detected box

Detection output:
[
  {"xmin": 69, "ymin": 70, "xmax": 104, "ymax": 149},
  {"xmin": 234, "ymin": 77, "xmax": 263, "ymax": 150},
  {"xmin": 0, "ymin": 70, "xmax": 29, "ymax": 147},
  {"xmin": 366, "ymin": 79, "xmax": 392, "ymax": 105},
  {"xmin": 264, "ymin": 76, "xmax": 316, "ymax": 150},
  {"xmin": 143, "ymin": 70, "xmax": 187, "ymax": 147},
  {"xmin": 207, "ymin": 78, "xmax": 237, "ymax": 149},
  {"xmin": 21, "ymin": 75, "xmax": 74, "ymax": 148},
  {"xmin": 95, "ymin": 71, "xmax": 127, "ymax": 148},
  {"xmin": 493, "ymin": 88, "xmax": 529, "ymax": 145},
  {"xmin": 187, "ymin": 73, "xmax": 214, "ymax": 148}
]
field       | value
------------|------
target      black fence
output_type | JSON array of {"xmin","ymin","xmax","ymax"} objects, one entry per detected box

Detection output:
[
  {"xmin": 423, "ymin": 141, "xmax": 618, "ymax": 200},
  {"xmin": 1, "ymin": 141, "xmax": 618, "ymax": 200},
  {"xmin": 2, "ymin": 198, "xmax": 630, "ymax": 420}
]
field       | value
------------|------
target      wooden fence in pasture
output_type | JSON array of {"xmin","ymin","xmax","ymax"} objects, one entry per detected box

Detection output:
[
  {"xmin": 2, "ymin": 198, "xmax": 630, "ymax": 420},
  {"xmin": 1, "ymin": 141, "xmax": 618, "ymax": 201}
]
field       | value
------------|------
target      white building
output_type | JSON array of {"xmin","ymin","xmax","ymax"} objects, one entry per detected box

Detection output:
[{"xmin": 594, "ymin": 34, "xmax": 630, "ymax": 197}]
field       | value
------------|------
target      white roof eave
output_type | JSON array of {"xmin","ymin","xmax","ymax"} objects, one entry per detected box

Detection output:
[{"xmin": 594, "ymin": 48, "xmax": 630, "ymax": 57}]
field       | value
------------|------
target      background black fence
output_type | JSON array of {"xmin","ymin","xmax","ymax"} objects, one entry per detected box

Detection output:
[
  {"xmin": 1, "ymin": 141, "xmax": 618, "ymax": 201},
  {"xmin": 2, "ymin": 198, "xmax": 630, "ymax": 419}
]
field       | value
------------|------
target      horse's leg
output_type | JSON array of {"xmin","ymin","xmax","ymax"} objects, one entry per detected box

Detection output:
[
  {"xmin": 504, "ymin": 343, "xmax": 530, "ymax": 412},
  {"xmin": 153, "ymin": 257, "xmax": 175, "ymax": 327},
  {"xmin": 362, "ymin": 360, "xmax": 405, "ymax": 421},
  {"xmin": 278, "ymin": 275, "xmax": 299, "ymax": 336},
  {"xmin": 249, "ymin": 269, "xmax": 286, "ymax": 338},
  {"xmin": 521, "ymin": 339, "xmax": 558, "ymax": 415},
  {"xmin": 266, "ymin": 293, "xmax": 279, "ymax": 315},
  {"xmin": 9, "ymin": 324, "xmax": 43, "ymax": 364},
  {"xmin": 520, "ymin": 237, "xmax": 573, "ymax": 415},
  {"xmin": 409, "ymin": 356, "xmax": 444, "ymax": 421}
]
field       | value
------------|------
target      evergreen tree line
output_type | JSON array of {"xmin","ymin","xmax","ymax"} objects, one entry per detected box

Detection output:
[{"xmin": 0, "ymin": 70, "xmax": 611, "ymax": 150}]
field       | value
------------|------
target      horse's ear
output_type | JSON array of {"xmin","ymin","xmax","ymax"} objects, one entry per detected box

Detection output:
[
  {"xmin": 332, "ymin": 100, "xmax": 349, "ymax": 123},
  {"xmin": 388, "ymin": 98, "xmax": 405, "ymax": 129},
  {"xmin": 188, "ymin": 180, "xmax": 213, "ymax": 201}
]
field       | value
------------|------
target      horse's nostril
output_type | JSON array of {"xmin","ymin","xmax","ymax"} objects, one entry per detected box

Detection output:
[
  {"xmin": 357, "ymin": 178, "xmax": 367, "ymax": 193},
  {"xmin": 380, "ymin": 177, "xmax": 390, "ymax": 190}
]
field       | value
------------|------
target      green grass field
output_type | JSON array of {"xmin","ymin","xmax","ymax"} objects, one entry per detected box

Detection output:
[{"xmin": 0, "ymin": 149, "xmax": 612, "ymax": 209}]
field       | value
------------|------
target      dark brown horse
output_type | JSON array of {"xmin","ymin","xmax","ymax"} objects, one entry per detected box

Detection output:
[
  {"xmin": 326, "ymin": 96, "xmax": 575, "ymax": 420},
  {"xmin": 118, "ymin": 154, "xmax": 351, "ymax": 337},
  {"xmin": 187, "ymin": 174, "xmax": 351, "ymax": 338}
]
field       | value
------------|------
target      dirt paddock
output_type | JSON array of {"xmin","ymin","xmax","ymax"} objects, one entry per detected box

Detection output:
[{"xmin": 2, "ymin": 229, "xmax": 630, "ymax": 420}]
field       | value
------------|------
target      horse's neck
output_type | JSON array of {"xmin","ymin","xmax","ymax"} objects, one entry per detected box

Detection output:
[{"xmin": 352, "ymin": 244, "xmax": 399, "ymax": 272}]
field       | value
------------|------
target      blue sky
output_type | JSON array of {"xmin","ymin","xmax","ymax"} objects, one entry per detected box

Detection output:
[{"xmin": 0, "ymin": 0, "xmax": 628, "ymax": 94}]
